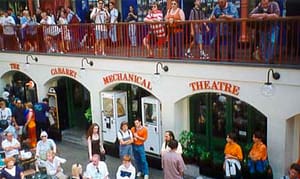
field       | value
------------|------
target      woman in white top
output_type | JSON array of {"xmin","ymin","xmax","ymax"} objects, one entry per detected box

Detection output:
[{"xmin": 161, "ymin": 130, "xmax": 182, "ymax": 156}]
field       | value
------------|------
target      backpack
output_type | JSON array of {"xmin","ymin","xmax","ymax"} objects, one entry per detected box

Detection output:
[{"xmin": 117, "ymin": 11, "xmax": 122, "ymax": 22}]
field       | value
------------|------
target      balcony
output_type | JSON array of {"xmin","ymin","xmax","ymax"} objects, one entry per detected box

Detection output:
[{"xmin": 1, "ymin": 17, "xmax": 299, "ymax": 67}]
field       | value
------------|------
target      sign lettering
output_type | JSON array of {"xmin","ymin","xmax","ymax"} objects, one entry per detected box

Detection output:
[
  {"xmin": 103, "ymin": 73, "xmax": 152, "ymax": 90},
  {"xmin": 50, "ymin": 68, "xmax": 77, "ymax": 78},
  {"xmin": 10, "ymin": 63, "xmax": 20, "ymax": 70},
  {"xmin": 189, "ymin": 80, "xmax": 240, "ymax": 96}
]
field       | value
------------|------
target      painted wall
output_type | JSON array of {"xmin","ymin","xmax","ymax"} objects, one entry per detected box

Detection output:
[{"xmin": 1, "ymin": 52, "xmax": 300, "ymax": 177}]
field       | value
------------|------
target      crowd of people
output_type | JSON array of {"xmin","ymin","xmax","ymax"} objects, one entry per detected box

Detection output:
[
  {"xmin": 0, "ymin": 0, "xmax": 296, "ymax": 61},
  {"xmin": 1, "ymin": 91, "xmax": 300, "ymax": 178}
]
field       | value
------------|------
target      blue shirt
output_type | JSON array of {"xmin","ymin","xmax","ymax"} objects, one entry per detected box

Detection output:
[
  {"xmin": 34, "ymin": 103, "xmax": 49, "ymax": 123},
  {"xmin": 211, "ymin": 2, "xmax": 239, "ymax": 35}
]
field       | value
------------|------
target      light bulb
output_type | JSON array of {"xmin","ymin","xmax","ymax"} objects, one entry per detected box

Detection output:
[{"xmin": 261, "ymin": 84, "xmax": 275, "ymax": 97}]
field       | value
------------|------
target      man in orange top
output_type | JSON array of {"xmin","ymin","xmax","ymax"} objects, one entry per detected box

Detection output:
[
  {"xmin": 131, "ymin": 118, "xmax": 149, "ymax": 179},
  {"xmin": 223, "ymin": 132, "xmax": 243, "ymax": 178}
]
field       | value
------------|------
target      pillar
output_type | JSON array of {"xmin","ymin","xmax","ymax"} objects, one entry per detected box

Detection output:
[{"xmin": 239, "ymin": 0, "xmax": 249, "ymax": 42}]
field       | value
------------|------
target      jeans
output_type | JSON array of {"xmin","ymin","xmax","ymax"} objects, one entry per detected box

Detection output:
[
  {"xmin": 119, "ymin": 144, "xmax": 133, "ymax": 159},
  {"xmin": 128, "ymin": 23, "xmax": 137, "ymax": 46},
  {"xmin": 109, "ymin": 24, "xmax": 117, "ymax": 43},
  {"xmin": 168, "ymin": 32, "xmax": 184, "ymax": 58},
  {"xmin": 133, "ymin": 144, "xmax": 149, "ymax": 175},
  {"xmin": 260, "ymin": 26, "xmax": 278, "ymax": 63},
  {"xmin": 214, "ymin": 35, "xmax": 236, "ymax": 60}
]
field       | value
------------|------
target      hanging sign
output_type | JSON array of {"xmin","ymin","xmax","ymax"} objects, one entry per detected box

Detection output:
[
  {"xmin": 189, "ymin": 80, "xmax": 240, "ymax": 96},
  {"xmin": 50, "ymin": 68, "xmax": 77, "ymax": 78},
  {"xmin": 103, "ymin": 73, "xmax": 152, "ymax": 90},
  {"xmin": 10, "ymin": 63, "xmax": 20, "ymax": 70}
]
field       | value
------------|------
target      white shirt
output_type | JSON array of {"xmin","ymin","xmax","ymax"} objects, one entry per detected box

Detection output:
[
  {"xmin": 2, "ymin": 16, "xmax": 16, "ymax": 35},
  {"xmin": 110, "ymin": 8, "xmax": 118, "ymax": 23},
  {"xmin": 39, "ymin": 156, "xmax": 66, "ymax": 176},
  {"xmin": 36, "ymin": 139, "xmax": 57, "ymax": 160},
  {"xmin": 0, "ymin": 107, "xmax": 12, "ymax": 121},
  {"xmin": 116, "ymin": 163, "xmax": 136, "ymax": 179},
  {"xmin": 161, "ymin": 141, "xmax": 183, "ymax": 155},
  {"xmin": 117, "ymin": 130, "xmax": 133, "ymax": 144},
  {"xmin": 85, "ymin": 161, "xmax": 109, "ymax": 179},
  {"xmin": 90, "ymin": 8, "xmax": 109, "ymax": 31},
  {"xmin": 2, "ymin": 138, "xmax": 20, "ymax": 157}
]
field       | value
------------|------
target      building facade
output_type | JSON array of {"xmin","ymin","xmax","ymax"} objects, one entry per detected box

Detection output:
[{"xmin": 0, "ymin": 52, "xmax": 299, "ymax": 178}]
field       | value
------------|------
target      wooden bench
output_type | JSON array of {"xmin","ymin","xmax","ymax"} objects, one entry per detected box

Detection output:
[{"xmin": 23, "ymin": 169, "xmax": 36, "ymax": 177}]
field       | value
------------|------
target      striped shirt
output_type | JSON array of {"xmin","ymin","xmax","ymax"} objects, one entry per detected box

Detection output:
[{"xmin": 144, "ymin": 10, "xmax": 165, "ymax": 37}]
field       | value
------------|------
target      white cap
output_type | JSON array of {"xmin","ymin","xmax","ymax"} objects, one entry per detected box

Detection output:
[
  {"xmin": 2, "ymin": 91, "xmax": 9, "ymax": 100},
  {"xmin": 40, "ymin": 131, "xmax": 48, "ymax": 137}
]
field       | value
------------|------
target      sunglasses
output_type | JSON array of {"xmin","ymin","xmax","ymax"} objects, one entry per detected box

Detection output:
[{"xmin": 41, "ymin": 136, "xmax": 47, "ymax": 137}]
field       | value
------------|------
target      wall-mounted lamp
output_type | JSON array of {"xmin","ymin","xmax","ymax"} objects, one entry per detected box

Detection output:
[
  {"xmin": 80, "ymin": 57, "xmax": 94, "ymax": 72},
  {"xmin": 25, "ymin": 55, "xmax": 38, "ymax": 68},
  {"xmin": 154, "ymin": 62, "xmax": 168, "ymax": 76},
  {"xmin": 261, "ymin": 69, "xmax": 280, "ymax": 96}
]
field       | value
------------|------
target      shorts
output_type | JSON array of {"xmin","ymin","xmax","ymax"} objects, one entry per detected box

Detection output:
[
  {"xmin": 194, "ymin": 32, "xmax": 203, "ymax": 45},
  {"xmin": 95, "ymin": 30, "xmax": 108, "ymax": 40},
  {"xmin": 146, "ymin": 34, "xmax": 166, "ymax": 47}
]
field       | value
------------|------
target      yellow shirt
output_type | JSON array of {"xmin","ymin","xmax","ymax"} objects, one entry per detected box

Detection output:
[{"xmin": 224, "ymin": 142, "xmax": 243, "ymax": 161}]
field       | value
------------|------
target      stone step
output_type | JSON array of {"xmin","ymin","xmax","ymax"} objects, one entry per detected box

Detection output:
[{"xmin": 61, "ymin": 129, "xmax": 86, "ymax": 147}]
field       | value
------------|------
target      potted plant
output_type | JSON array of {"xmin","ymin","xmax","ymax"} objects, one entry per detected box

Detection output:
[
  {"xmin": 84, "ymin": 107, "xmax": 92, "ymax": 129},
  {"xmin": 179, "ymin": 130, "xmax": 197, "ymax": 164}
]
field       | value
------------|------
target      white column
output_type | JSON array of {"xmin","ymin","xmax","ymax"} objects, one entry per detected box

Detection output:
[{"xmin": 267, "ymin": 116, "xmax": 286, "ymax": 178}]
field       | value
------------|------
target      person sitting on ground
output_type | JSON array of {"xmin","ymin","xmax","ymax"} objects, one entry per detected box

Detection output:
[
  {"xmin": 281, "ymin": 163, "xmax": 300, "ymax": 179},
  {"xmin": 1, "ymin": 131, "xmax": 21, "ymax": 159},
  {"xmin": 0, "ymin": 157, "xmax": 24, "ymax": 179},
  {"xmin": 116, "ymin": 155, "xmax": 136, "ymax": 179},
  {"xmin": 38, "ymin": 150, "xmax": 67, "ymax": 179},
  {"xmin": 84, "ymin": 154, "xmax": 109, "ymax": 179}
]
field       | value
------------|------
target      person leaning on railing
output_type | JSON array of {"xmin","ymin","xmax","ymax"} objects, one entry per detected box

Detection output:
[
  {"xmin": 90, "ymin": 0, "xmax": 110, "ymax": 56},
  {"xmin": 165, "ymin": 0, "xmax": 185, "ymax": 59},
  {"xmin": 143, "ymin": 2, "xmax": 166, "ymax": 58},
  {"xmin": 209, "ymin": 0, "xmax": 239, "ymax": 61},
  {"xmin": 249, "ymin": 0, "xmax": 280, "ymax": 63}
]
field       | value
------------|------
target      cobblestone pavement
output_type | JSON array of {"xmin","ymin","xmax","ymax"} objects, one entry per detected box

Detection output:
[
  {"xmin": 56, "ymin": 141, "xmax": 164, "ymax": 179},
  {"xmin": 56, "ymin": 141, "xmax": 213, "ymax": 179}
]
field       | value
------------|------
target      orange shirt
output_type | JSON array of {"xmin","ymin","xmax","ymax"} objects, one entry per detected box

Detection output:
[
  {"xmin": 224, "ymin": 142, "xmax": 243, "ymax": 161},
  {"xmin": 131, "ymin": 126, "xmax": 148, "ymax": 145},
  {"xmin": 249, "ymin": 142, "xmax": 267, "ymax": 161}
]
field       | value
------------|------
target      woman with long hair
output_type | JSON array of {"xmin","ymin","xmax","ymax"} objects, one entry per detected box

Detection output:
[
  {"xmin": 86, "ymin": 123, "xmax": 105, "ymax": 161},
  {"xmin": 125, "ymin": 5, "xmax": 137, "ymax": 47},
  {"xmin": 24, "ymin": 102, "xmax": 37, "ymax": 148}
]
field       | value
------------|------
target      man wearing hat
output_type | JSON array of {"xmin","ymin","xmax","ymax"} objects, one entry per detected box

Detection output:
[
  {"xmin": 36, "ymin": 131, "xmax": 56, "ymax": 161},
  {"xmin": 35, "ymin": 131, "xmax": 56, "ymax": 171}
]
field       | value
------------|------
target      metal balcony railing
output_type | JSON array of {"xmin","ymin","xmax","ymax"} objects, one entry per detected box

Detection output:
[{"xmin": 0, "ymin": 17, "xmax": 299, "ymax": 65}]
